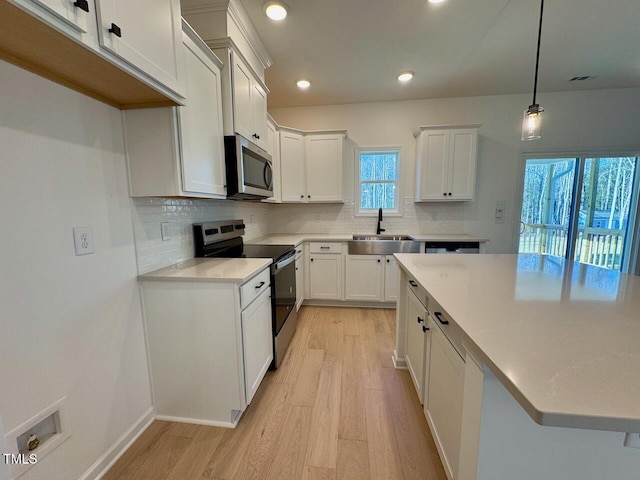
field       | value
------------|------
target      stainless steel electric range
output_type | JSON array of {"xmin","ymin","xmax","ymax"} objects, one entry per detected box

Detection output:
[{"xmin": 193, "ymin": 219, "xmax": 297, "ymax": 368}]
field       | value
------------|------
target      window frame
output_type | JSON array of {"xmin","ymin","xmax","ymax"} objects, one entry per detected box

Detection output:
[{"xmin": 355, "ymin": 146, "xmax": 403, "ymax": 217}]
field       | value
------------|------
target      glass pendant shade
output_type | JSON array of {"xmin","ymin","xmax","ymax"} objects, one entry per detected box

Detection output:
[{"xmin": 522, "ymin": 104, "xmax": 544, "ymax": 141}]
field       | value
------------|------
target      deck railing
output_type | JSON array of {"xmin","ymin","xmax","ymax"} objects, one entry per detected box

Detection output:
[{"xmin": 519, "ymin": 223, "xmax": 625, "ymax": 270}]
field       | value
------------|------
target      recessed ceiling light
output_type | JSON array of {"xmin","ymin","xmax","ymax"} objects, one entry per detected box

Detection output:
[
  {"xmin": 428, "ymin": 0, "xmax": 447, "ymax": 4},
  {"xmin": 398, "ymin": 72, "xmax": 414, "ymax": 82},
  {"xmin": 297, "ymin": 79, "xmax": 311, "ymax": 89},
  {"xmin": 265, "ymin": 2, "xmax": 287, "ymax": 21}
]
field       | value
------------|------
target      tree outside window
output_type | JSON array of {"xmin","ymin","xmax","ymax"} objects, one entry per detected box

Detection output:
[{"xmin": 357, "ymin": 149, "xmax": 401, "ymax": 214}]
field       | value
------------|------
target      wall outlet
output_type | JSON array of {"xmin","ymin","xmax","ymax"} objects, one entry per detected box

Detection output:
[
  {"xmin": 315, "ymin": 214, "xmax": 321, "ymax": 221},
  {"xmin": 249, "ymin": 214, "xmax": 255, "ymax": 224},
  {"xmin": 495, "ymin": 200, "xmax": 506, "ymax": 224},
  {"xmin": 161, "ymin": 222, "xmax": 171, "ymax": 241},
  {"xmin": 431, "ymin": 211, "xmax": 438, "ymax": 221},
  {"xmin": 73, "ymin": 227, "xmax": 95, "ymax": 255}
]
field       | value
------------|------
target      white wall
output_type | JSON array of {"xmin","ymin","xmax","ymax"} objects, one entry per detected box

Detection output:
[
  {"xmin": 131, "ymin": 197, "xmax": 273, "ymax": 274},
  {"xmin": 0, "ymin": 61, "xmax": 152, "ymax": 480},
  {"xmin": 269, "ymin": 88, "xmax": 640, "ymax": 253}
]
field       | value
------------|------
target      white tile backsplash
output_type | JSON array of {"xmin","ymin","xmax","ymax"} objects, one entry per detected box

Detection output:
[
  {"xmin": 131, "ymin": 197, "xmax": 465, "ymax": 274},
  {"xmin": 131, "ymin": 198, "xmax": 272, "ymax": 274}
]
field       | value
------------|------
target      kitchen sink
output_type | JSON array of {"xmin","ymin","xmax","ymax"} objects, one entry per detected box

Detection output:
[
  {"xmin": 349, "ymin": 234, "xmax": 420, "ymax": 255},
  {"xmin": 352, "ymin": 234, "xmax": 413, "ymax": 241}
]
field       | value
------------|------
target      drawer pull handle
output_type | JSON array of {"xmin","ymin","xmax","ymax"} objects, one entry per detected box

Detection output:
[
  {"xmin": 73, "ymin": 0, "xmax": 89, "ymax": 12},
  {"xmin": 434, "ymin": 311, "xmax": 449, "ymax": 325},
  {"xmin": 409, "ymin": 280, "xmax": 418, "ymax": 287},
  {"xmin": 255, "ymin": 281, "xmax": 266, "ymax": 289},
  {"xmin": 423, "ymin": 325, "xmax": 429, "ymax": 333},
  {"xmin": 109, "ymin": 23, "xmax": 122, "ymax": 37},
  {"xmin": 320, "ymin": 246, "xmax": 330, "ymax": 250},
  {"xmin": 417, "ymin": 316, "xmax": 423, "ymax": 324}
]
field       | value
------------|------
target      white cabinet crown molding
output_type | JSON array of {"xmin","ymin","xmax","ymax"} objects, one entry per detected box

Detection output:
[
  {"xmin": 207, "ymin": 37, "xmax": 270, "ymax": 93},
  {"xmin": 182, "ymin": 0, "xmax": 272, "ymax": 70},
  {"xmin": 413, "ymin": 124, "xmax": 482, "ymax": 138},
  {"xmin": 182, "ymin": 19, "xmax": 224, "ymax": 70}
]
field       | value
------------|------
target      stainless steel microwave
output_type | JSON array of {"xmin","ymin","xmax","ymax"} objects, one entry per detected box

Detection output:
[{"xmin": 224, "ymin": 135, "xmax": 273, "ymax": 200}]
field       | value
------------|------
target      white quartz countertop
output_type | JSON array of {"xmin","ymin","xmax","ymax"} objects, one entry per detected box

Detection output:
[
  {"xmin": 394, "ymin": 253, "xmax": 640, "ymax": 432},
  {"xmin": 250, "ymin": 234, "xmax": 353, "ymax": 246},
  {"xmin": 138, "ymin": 258, "xmax": 272, "ymax": 283},
  {"xmin": 408, "ymin": 234, "xmax": 489, "ymax": 242},
  {"xmin": 250, "ymin": 233, "xmax": 488, "ymax": 246}
]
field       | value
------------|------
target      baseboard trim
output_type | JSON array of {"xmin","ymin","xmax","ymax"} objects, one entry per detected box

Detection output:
[
  {"xmin": 302, "ymin": 300, "xmax": 396, "ymax": 309},
  {"xmin": 80, "ymin": 407, "xmax": 154, "ymax": 480},
  {"xmin": 154, "ymin": 415, "xmax": 238, "ymax": 429},
  {"xmin": 393, "ymin": 349, "xmax": 408, "ymax": 369}
]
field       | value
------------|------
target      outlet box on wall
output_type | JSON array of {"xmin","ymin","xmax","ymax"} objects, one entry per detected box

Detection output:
[{"xmin": 73, "ymin": 227, "xmax": 95, "ymax": 255}]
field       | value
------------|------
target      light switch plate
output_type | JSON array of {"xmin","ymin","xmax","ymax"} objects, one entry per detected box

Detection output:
[
  {"xmin": 73, "ymin": 227, "xmax": 95, "ymax": 255},
  {"xmin": 161, "ymin": 222, "xmax": 171, "ymax": 241}
]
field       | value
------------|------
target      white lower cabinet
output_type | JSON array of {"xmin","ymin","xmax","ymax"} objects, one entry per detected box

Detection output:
[
  {"xmin": 345, "ymin": 255, "xmax": 383, "ymax": 301},
  {"xmin": 241, "ymin": 287, "xmax": 273, "ymax": 404},
  {"xmin": 384, "ymin": 255, "xmax": 399, "ymax": 302},
  {"xmin": 405, "ymin": 288, "xmax": 429, "ymax": 403},
  {"xmin": 425, "ymin": 318, "xmax": 466, "ymax": 480},
  {"xmin": 139, "ymin": 266, "xmax": 272, "ymax": 427},
  {"xmin": 308, "ymin": 252, "xmax": 343, "ymax": 300}
]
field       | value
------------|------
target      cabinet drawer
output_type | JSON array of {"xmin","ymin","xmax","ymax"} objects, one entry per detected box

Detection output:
[
  {"xmin": 429, "ymin": 307, "xmax": 465, "ymax": 360},
  {"xmin": 407, "ymin": 275, "xmax": 428, "ymax": 308},
  {"xmin": 241, "ymin": 267, "xmax": 271, "ymax": 310},
  {"xmin": 309, "ymin": 242, "xmax": 342, "ymax": 254}
]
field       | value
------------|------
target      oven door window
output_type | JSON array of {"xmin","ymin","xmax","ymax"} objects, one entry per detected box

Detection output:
[{"xmin": 242, "ymin": 147, "xmax": 273, "ymax": 190}]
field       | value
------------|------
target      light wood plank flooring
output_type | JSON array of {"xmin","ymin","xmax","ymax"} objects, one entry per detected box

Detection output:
[{"xmin": 102, "ymin": 306, "xmax": 446, "ymax": 480}]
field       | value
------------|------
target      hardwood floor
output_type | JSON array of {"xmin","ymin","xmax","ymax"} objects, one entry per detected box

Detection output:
[{"xmin": 102, "ymin": 306, "xmax": 447, "ymax": 480}]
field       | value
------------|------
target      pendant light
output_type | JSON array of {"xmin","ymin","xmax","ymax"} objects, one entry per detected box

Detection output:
[{"xmin": 522, "ymin": 0, "xmax": 545, "ymax": 141}]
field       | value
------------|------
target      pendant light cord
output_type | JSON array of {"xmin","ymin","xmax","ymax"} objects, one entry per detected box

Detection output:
[{"xmin": 532, "ymin": 0, "xmax": 545, "ymax": 106}]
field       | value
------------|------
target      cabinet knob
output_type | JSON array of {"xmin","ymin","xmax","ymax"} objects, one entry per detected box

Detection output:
[
  {"xmin": 377, "ymin": 259, "xmax": 381, "ymax": 263},
  {"xmin": 73, "ymin": 0, "xmax": 89, "ymax": 12},
  {"xmin": 109, "ymin": 23, "xmax": 122, "ymax": 37},
  {"xmin": 386, "ymin": 259, "xmax": 390, "ymax": 263},
  {"xmin": 307, "ymin": 195, "xmax": 311, "ymax": 198},
  {"xmin": 300, "ymin": 195, "xmax": 304, "ymax": 198},
  {"xmin": 310, "ymin": 258, "xmax": 314, "ymax": 262},
  {"xmin": 422, "ymin": 325, "xmax": 429, "ymax": 333},
  {"xmin": 448, "ymin": 192, "xmax": 452, "ymax": 196},
  {"xmin": 442, "ymin": 192, "xmax": 447, "ymax": 196},
  {"xmin": 417, "ymin": 316, "xmax": 423, "ymax": 324}
]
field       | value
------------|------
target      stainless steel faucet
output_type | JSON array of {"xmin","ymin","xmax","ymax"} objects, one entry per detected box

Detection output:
[{"xmin": 376, "ymin": 208, "xmax": 385, "ymax": 235}]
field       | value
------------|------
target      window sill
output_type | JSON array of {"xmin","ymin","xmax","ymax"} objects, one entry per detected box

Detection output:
[{"xmin": 355, "ymin": 211, "xmax": 403, "ymax": 218}]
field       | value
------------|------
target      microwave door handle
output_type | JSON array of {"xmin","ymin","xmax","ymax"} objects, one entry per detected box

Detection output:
[{"xmin": 264, "ymin": 160, "xmax": 274, "ymax": 189}]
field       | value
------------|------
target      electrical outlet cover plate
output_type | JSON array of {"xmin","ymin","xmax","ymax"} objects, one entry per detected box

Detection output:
[{"xmin": 73, "ymin": 227, "xmax": 95, "ymax": 255}]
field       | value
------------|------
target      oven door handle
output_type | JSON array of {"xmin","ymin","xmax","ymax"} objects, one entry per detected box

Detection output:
[{"xmin": 274, "ymin": 251, "xmax": 296, "ymax": 270}]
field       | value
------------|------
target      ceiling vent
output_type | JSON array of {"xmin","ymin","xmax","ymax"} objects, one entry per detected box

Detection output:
[{"xmin": 569, "ymin": 76, "xmax": 594, "ymax": 81}]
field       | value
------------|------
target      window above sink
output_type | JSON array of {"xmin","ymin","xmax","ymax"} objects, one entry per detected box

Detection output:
[{"xmin": 356, "ymin": 147, "xmax": 402, "ymax": 216}]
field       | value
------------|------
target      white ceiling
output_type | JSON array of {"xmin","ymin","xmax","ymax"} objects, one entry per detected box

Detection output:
[{"xmin": 237, "ymin": 0, "xmax": 640, "ymax": 107}]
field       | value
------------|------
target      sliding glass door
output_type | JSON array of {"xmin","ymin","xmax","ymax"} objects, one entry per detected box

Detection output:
[{"xmin": 519, "ymin": 156, "xmax": 639, "ymax": 271}]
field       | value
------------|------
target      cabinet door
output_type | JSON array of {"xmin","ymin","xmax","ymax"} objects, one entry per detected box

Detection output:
[
  {"xmin": 95, "ymin": 0, "xmax": 183, "ymax": 95},
  {"xmin": 241, "ymin": 288, "xmax": 273, "ymax": 404},
  {"xmin": 305, "ymin": 134, "xmax": 343, "ymax": 202},
  {"xmin": 251, "ymin": 82, "xmax": 268, "ymax": 150},
  {"xmin": 308, "ymin": 254, "xmax": 343, "ymax": 300},
  {"xmin": 426, "ymin": 321, "xmax": 465, "ymax": 480},
  {"xmin": 29, "ymin": 0, "xmax": 90, "ymax": 33},
  {"xmin": 405, "ymin": 288, "xmax": 428, "ymax": 402},
  {"xmin": 280, "ymin": 131, "xmax": 306, "ymax": 202},
  {"xmin": 231, "ymin": 55, "xmax": 253, "ymax": 140},
  {"xmin": 178, "ymin": 34, "xmax": 225, "ymax": 197},
  {"xmin": 448, "ymin": 129, "xmax": 477, "ymax": 200},
  {"xmin": 295, "ymin": 254, "xmax": 303, "ymax": 310},
  {"xmin": 383, "ymin": 255, "xmax": 399, "ymax": 302},
  {"xmin": 416, "ymin": 130, "xmax": 449, "ymax": 201},
  {"xmin": 345, "ymin": 255, "xmax": 382, "ymax": 301}
]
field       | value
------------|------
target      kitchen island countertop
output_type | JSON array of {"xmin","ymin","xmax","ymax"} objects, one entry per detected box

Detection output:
[{"xmin": 394, "ymin": 253, "xmax": 640, "ymax": 432}]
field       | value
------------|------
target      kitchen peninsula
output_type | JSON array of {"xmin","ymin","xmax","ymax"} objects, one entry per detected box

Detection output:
[{"xmin": 394, "ymin": 253, "xmax": 640, "ymax": 480}]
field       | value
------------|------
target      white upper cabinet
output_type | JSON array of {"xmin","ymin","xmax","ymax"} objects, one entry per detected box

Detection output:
[
  {"xmin": 280, "ymin": 129, "xmax": 306, "ymax": 202},
  {"xmin": 414, "ymin": 125, "xmax": 480, "ymax": 202},
  {"xmin": 125, "ymin": 23, "xmax": 226, "ymax": 198},
  {"xmin": 305, "ymin": 134, "xmax": 344, "ymax": 202},
  {"xmin": 212, "ymin": 49, "xmax": 269, "ymax": 151},
  {"xmin": 3, "ymin": 0, "xmax": 185, "ymax": 107},
  {"xmin": 277, "ymin": 128, "xmax": 346, "ymax": 203},
  {"xmin": 95, "ymin": 0, "xmax": 184, "ymax": 96}
]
